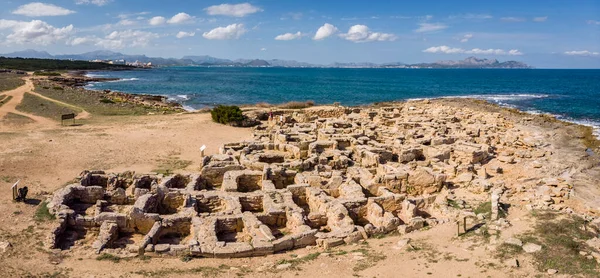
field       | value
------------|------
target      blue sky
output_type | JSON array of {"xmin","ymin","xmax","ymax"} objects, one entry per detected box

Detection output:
[{"xmin": 0, "ymin": 0, "xmax": 599, "ymax": 68}]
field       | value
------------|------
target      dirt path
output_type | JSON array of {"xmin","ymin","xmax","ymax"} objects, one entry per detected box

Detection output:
[
  {"xmin": 0, "ymin": 77, "xmax": 56, "ymax": 126},
  {"xmin": 0, "ymin": 77, "xmax": 90, "ymax": 127}
]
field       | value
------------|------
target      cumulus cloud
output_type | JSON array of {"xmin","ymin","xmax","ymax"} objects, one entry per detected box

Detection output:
[
  {"xmin": 414, "ymin": 23, "xmax": 448, "ymax": 33},
  {"xmin": 202, "ymin": 24, "xmax": 246, "ymax": 40},
  {"xmin": 149, "ymin": 16, "xmax": 166, "ymax": 26},
  {"xmin": 167, "ymin": 13, "xmax": 194, "ymax": 24},
  {"xmin": 261, "ymin": 47, "xmax": 267, "ymax": 51},
  {"xmin": 68, "ymin": 30, "xmax": 159, "ymax": 49},
  {"xmin": 533, "ymin": 16, "xmax": 548, "ymax": 22},
  {"xmin": 460, "ymin": 33, "xmax": 473, "ymax": 43},
  {"xmin": 12, "ymin": 2, "xmax": 75, "ymax": 17},
  {"xmin": 0, "ymin": 19, "xmax": 73, "ymax": 45},
  {"xmin": 423, "ymin": 45, "xmax": 523, "ymax": 55},
  {"xmin": 75, "ymin": 0, "xmax": 112, "ymax": 6},
  {"xmin": 339, "ymin": 25, "xmax": 396, "ymax": 43},
  {"xmin": 564, "ymin": 50, "xmax": 599, "ymax": 56},
  {"xmin": 148, "ymin": 13, "xmax": 194, "ymax": 26},
  {"xmin": 275, "ymin": 31, "xmax": 303, "ymax": 41},
  {"xmin": 204, "ymin": 3, "xmax": 262, "ymax": 17},
  {"xmin": 587, "ymin": 20, "xmax": 600, "ymax": 25},
  {"xmin": 176, "ymin": 31, "xmax": 195, "ymax": 39},
  {"xmin": 313, "ymin": 23, "xmax": 338, "ymax": 40},
  {"xmin": 501, "ymin": 17, "xmax": 526, "ymax": 22}
]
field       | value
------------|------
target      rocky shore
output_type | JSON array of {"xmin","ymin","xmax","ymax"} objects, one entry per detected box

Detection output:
[{"xmin": 44, "ymin": 99, "xmax": 600, "ymax": 261}]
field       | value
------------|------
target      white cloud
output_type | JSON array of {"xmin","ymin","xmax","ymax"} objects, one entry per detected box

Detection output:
[
  {"xmin": 339, "ymin": 25, "xmax": 397, "ymax": 43},
  {"xmin": 460, "ymin": 33, "xmax": 473, "ymax": 43},
  {"xmin": 313, "ymin": 23, "xmax": 338, "ymax": 40},
  {"xmin": 202, "ymin": 24, "xmax": 246, "ymax": 40},
  {"xmin": 176, "ymin": 31, "xmax": 195, "ymax": 39},
  {"xmin": 68, "ymin": 30, "xmax": 159, "ymax": 49},
  {"xmin": 167, "ymin": 13, "xmax": 194, "ymax": 24},
  {"xmin": 75, "ymin": 0, "xmax": 112, "ymax": 6},
  {"xmin": 564, "ymin": 50, "xmax": 599, "ymax": 56},
  {"xmin": 414, "ymin": 23, "xmax": 448, "ymax": 33},
  {"xmin": 149, "ymin": 16, "xmax": 166, "ymax": 26},
  {"xmin": 12, "ymin": 2, "xmax": 75, "ymax": 17},
  {"xmin": 423, "ymin": 45, "xmax": 523, "ymax": 55},
  {"xmin": 0, "ymin": 19, "xmax": 73, "ymax": 45},
  {"xmin": 587, "ymin": 20, "xmax": 600, "ymax": 25},
  {"xmin": 118, "ymin": 19, "xmax": 136, "ymax": 26},
  {"xmin": 533, "ymin": 16, "xmax": 548, "ymax": 22},
  {"xmin": 204, "ymin": 3, "xmax": 262, "ymax": 17},
  {"xmin": 261, "ymin": 47, "xmax": 267, "ymax": 51},
  {"xmin": 501, "ymin": 17, "xmax": 526, "ymax": 22},
  {"xmin": 275, "ymin": 31, "xmax": 303, "ymax": 41}
]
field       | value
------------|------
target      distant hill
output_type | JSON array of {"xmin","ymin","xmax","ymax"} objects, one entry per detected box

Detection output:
[
  {"xmin": 0, "ymin": 50, "xmax": 532, "ymax": 69},
  {"xmin": 410, "ymin": 57, "xmax": 530, "ymax": 69}
]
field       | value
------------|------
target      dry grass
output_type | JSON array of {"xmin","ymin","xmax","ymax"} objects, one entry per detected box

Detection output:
[
  {"xmin": 16, "ymin": 93, "xmax": 80, "ymax": 120},
  {"xmin": 278, "ymin": 100, "xmax": 315, "ymax": 109},
  {"xmin": 0, "ymin": 74, "xmax": 25, "ymax": 92},
  {"xmin": 34, "ymin": 80, "xmax": 180, "ymax": 116},
  {"xmin": 2, "ymin": 112, "xmax": 35, "ymax": 126}
]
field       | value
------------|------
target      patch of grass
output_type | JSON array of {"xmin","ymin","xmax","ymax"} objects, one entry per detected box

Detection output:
[
  {"xmin": 134, "ymin": 266, "xmax": 224, "ymax": 277},
  {"xmin": 495, "ymin": 243, "xmax": 524, "ymax": 260},
  {"xmin": 525, "ymin": 211, "xmax": 599, "ymax": 276},
  {"xmin": 2, "ymin": 112, "xmax": 35, "ymax": 126},
  {"xmin": 181, "ymin": 255, "xmax": 193, "ymax": 262},
  {"xmin": 34, "ymin": 201, "xmax": 56, "ymax": 222},
  {"xmin": 34, "ymin": 80, "xmax": 181, "ymax": 116},
  {"xmin": 352, "ymin": 248, "xmax": 387, "ymax": 272},
  {"xmin": 278, "ymin": 100, "xmax": 315, "ymax": 109},
  {"xmin": 16, "ymin": 92, "xmax": 79, "ymax": 120},
  {"xmin": 96, "ymin": 253, "xmax": 122, "ymax": 263},
  {"xmin": 272, "ymin": 252, "xmax": 321, "ymax": 271},
  {"xmin": 0, "ymin": 74, "xmax": 25, "ymax": 92},
  {"xmin": 99, "ymin": 98, "xmax": 115, "ymax": 104},
  {"xmin": 152, "ymin": 156, "xmax": 192, "ymax": 175},
  {"xmin": 447, "ymin": 199, "xmax": 462, "ymax": 209}
]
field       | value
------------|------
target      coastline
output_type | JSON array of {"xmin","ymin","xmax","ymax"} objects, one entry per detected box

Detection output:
[{"xmin": 61, "ymin": 70, "xmax": 600, "ymax": 140}]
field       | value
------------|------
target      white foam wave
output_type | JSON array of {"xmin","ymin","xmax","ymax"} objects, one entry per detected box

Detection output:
[
  {"xmin": 107, "ymin": 78, "xmax": 140, "ymax": 83},
  {"xmin": 407, "ymin": 94, "xmax": 549, "ymax": 103},
  {"xmin": 176, "ymin": 94, "xmax": 189, "ymax": 100},
  {"xmin": 85, "ymin": 73, "xmax": 106, "ymax": 78}
]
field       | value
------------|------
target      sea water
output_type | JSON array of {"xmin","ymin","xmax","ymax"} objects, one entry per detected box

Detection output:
[{"xmin": 86, "ymin": 67, "xmax": 600, "ymax": 136}]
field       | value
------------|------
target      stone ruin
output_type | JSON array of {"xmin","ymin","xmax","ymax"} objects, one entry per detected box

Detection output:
[{"xmin": 46, "ymin": 102, "xmax": 548, "ymax": 258}]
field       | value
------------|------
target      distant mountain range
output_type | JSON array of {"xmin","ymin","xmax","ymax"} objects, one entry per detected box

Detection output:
[{"xmin": 1, "ymin": 49, "xmax": 531, "ymax": 69}]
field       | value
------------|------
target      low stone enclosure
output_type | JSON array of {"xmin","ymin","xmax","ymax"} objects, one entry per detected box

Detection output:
[{"xmin": 46, "ymin": 102, "xmax": 567, "ymax": 258}]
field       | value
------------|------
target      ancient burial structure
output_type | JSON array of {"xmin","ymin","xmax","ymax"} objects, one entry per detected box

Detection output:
[{"xmin": 46, "ymin": 102, "xmax": 522, "ymax": 258}]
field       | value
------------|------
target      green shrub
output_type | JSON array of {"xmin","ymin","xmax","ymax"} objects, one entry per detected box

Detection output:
[
  {"xmin": 52, "ymin": 86, "xmax": 64, "ymax": 90},
  {"xmin": 211, "ymin": 105, "xmax": 245, "ymax": 125},
  {"xmin": 100, "ymin": 98, "xmax": 115, "ymax": 104}
]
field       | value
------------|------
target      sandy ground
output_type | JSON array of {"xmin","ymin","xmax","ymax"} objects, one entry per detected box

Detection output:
[{"xmin": 0, "ymin": 77, "xmax": 597, "ymax": 277}]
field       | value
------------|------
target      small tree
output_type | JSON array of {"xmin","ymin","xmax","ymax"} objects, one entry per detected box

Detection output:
[{"xmin": 211, "ymin": 105, "xmax": 245, "ymax": 125}]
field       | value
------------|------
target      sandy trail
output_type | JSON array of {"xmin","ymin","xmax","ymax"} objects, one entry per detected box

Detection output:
[{"xmin": 0, "ymin": 77, "xmax": 56, "ymax": 126}]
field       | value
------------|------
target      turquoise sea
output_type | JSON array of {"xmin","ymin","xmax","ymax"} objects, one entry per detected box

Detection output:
[{"xmin": 86, "ymin": 67, "xmax": 600, "ymax": 136}]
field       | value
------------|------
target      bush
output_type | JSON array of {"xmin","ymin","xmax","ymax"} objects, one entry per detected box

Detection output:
[
  {"xmin": 100, "ymin": 98, "xmax": 115, "ymax": 104},
  {"xmin": 52, "ymin": 86, "xmax": 64, "ymax": 90},
  {"xmin": 211, "ymin": 105, "xmax": 245, "ymax": 125}
]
